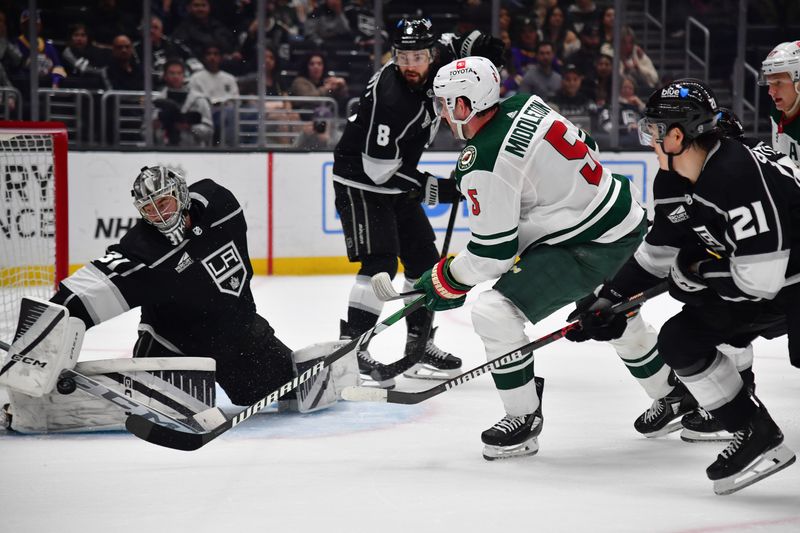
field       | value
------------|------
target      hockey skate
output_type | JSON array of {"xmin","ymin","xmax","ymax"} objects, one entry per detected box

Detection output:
[
  {"xmin": 339, "ymin": 320, "xmax": 395, "ymax": 389},
  {"xmin": 680, "ymin": 407, "xmax": 734, "ymax": 443},
  {"xmin": 481, "ymin": 377, "xmax": 544, "ymax": 461},
  {"xmin": 634, "ymin": 375, "xmax": 697, "ymax": 438},
  {"xmin": 403, "ymin": 327, "xmax": 462, "ymax": 380},
  {"xmin": 706, "ymin": 403, "xmax": 796, "ymax": 495}
]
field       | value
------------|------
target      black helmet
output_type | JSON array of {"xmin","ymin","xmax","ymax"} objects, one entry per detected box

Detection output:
[
  {"xmin": 393, "ymin": 18, "xmax": 435, "ymax": 51},
  {"xmin": 716, "ymin": 106, "xmax": 744, "ymax": 139},
  {"xmin": 640, "ymin": 78, "xmax": 719, "ymax": 144}
]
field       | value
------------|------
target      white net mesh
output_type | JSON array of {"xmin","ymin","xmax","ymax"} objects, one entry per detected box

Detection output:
[{"xmin": 1, "ymin": 132, "xmax": 60, "ymax": 343}]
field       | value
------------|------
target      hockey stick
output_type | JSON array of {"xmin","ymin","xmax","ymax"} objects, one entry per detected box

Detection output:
[
  {"xmin": 370, "ymin": 274, "xmax": 423, "ymax": 302},
  {"xmin": 367, "ymin": 200, "xmax": 461, "ymax": 380},
  {"xmin": 0, "ymin": 339, "xmax": 201, "ymax": 433},
  {"xmin": 342, "ymin": 282, "xmax": 668, "ymax": 404},
  {"xmin": 125, "ymin": 295, "xmax": 427, "ymax": 451}
]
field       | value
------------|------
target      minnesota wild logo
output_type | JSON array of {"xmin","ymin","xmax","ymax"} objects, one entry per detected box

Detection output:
[{"xmin": 458, "ymin": 145, "xmax": 477, "ymax": 171}]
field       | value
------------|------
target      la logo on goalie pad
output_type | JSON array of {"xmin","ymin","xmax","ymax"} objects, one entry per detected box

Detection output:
[
  {"xmin": 202, "ymin": 241, "xmax": 246, "ymax": 297},
  {"xmin": 0, "ymin": 298, "xmax": 85, "ymax": 397}
]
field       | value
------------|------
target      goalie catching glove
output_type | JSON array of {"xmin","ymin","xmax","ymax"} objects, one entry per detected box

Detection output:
[{"xmin": 414, "ymin": 257, "xmax": 473, "ymax": 311}]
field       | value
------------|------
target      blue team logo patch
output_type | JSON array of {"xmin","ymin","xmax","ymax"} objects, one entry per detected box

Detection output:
[
  {"xmin": 202, "ymin": 241, "xmax": 246, "ymax": 297},
  {"xmin": 458, "ymin": 145, "xmax": 477, "ymax": 171},
  {"xmin": 679, "ymin": 87, "xmax": 689, "ymax": 98}
]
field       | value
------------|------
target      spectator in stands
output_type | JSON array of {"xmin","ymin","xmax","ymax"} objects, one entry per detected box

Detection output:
[
  {"xmin": 189, "ymin": 43, "xmax": 239, "ymax": 145},
  {"xmin": 603, "ymin": 26, "xmax": 658, "ymax": 93},
  {"xmin": 290, "ymin": 51, "xmax": 348, "ymax": 110},
  {"xmin": 0, "ymin": 59, "xmax": 15, "ymax": 116},
  {"xmin": 587, "ymin": 52, "xmax": 613, "ymax": 107},
  {"xmin": 344, "ymin": 0, "xmax": 387, "ymax": 49},
  {"xmin": 0, "ymin": 9, "xmax": 22, "ymax": 78},
  {"xmin": 293, "ymin": 105, "xmax": 335, "ymax": 150},
  {"xmin": 541, "ymin": 6, "xmax": 580, "ymax": 65},
  {"xmin": 548, "ymin": 63, "xmax": 597, "ymax": 124},
  {"xmin": 152, "ymin": 58, "xmax": 213, "ymax": 147},
  {"xmin": 135, "ymin": 15, "xmax": 203, "ymax": 90},
  {"xmin": 304, "ymin": 0, "xmax": 353, "ymax": 47},
  {"xmin": 567, "ymin": 0, "xmax": 600, "ymax": 36},
  {"xmin": 61, "ymin": 23, "xmax": 110, "ymax": 82},
  {"xmin": 565, "ymin": 21, "xmax": 601, "ymax": 77},
  {"xmin": 16, "ymin": 9, "xmax": 66, "ymax": 89},
  {"xmin": 499, "ymin": 7, "xmax": 512, "ymax": 34},
  {"xmin": 518, "ymin": 41, "xmax": 561, "ymax": 100},
  {"xmin": 499, "ymin": 29, "xmax": 520, "ymax": 97},
  {"xmin": 597, "ymin": 76, "xmax": 645, "ymax": 147},
  {"xmin": 173, "ymin": 0, "xmax": 239, "ymax": 62},
  {"xmin": 509, "ymin": 17, "xmax": 539, "ymax": 75},
  {"xmin": 86, "ymin": 0, "xmax": 138, "ymax": 47},
  {"xmin": 238, "ymin": 46, "xmax": 287, "ymax": 96},
  {"xmin": 599, "ymin": 7, "xmax": 615, "ymax": 49},
  {"xmin": 103, "ymin": 34, "xmax": 144, "ymax": 91},
  {"xmin": 239, "ymin": 7, "xmax": 295, "ymax": 70}
]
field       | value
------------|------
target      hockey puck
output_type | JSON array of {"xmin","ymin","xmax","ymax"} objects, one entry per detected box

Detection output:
[{"xmin": 57, "ymin": 377, "xmax": 77, "ymax": 395}]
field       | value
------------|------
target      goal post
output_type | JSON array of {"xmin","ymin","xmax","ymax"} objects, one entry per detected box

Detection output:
[{"xmin": 0, "ymin": 121, "xmax": 69, "ymax": 342}]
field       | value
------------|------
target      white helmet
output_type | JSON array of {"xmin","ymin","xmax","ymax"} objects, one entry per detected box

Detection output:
[
  {"xmin": 433, "ymin": 56, "xmax": 500, "ymax": 140},
  {"xmin": 759, "ymin": 41, "xmax": 800, "ymax": 84}
]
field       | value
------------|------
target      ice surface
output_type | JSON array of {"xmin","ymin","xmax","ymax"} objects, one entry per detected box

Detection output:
[{"xmin": 2, "ymin": 275, "xmax": 799, "ymax": 532}]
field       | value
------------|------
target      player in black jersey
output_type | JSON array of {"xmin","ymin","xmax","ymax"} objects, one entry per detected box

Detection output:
[
  {"xmin": 49, "ymin": 166, "xmax": 298, "ymax": 407},
  {"xmin": 569, "ymin": 79, "xmax": 798, "ymax": 495},
  {"xmin": 332, "ymin": 18, "xmax": 504, "ymax": 386}
]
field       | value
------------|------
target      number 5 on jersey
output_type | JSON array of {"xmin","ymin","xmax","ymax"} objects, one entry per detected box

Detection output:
[{"xmin": 467, "ymin": 188, "xmax": 481, "ymax": 215}]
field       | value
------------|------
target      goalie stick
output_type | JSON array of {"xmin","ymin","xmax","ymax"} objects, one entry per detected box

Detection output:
[
  {"xmin": 341, "ymin": 282, "xmax": 668, "ymax": 404},
  {"xmin": 0, "ymin": 339, "xmax": 201, "ymax": 433},
  {"xmin": 124, "ymin": 295, "xmax": 427, "ymax": 451}
]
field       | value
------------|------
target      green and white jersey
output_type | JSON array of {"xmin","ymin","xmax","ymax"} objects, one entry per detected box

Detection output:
[
  {"xmin": 769, "ymin": 106, "xmax": 800, "ymax": 168},
  {"xmin": 449, "ymin": 93, "xmax": 645, "ymax": 285}
]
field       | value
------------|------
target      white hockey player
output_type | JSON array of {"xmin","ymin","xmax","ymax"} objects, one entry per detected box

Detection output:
[
  {"xmin": 415, "ymin": 56, "xmax": 648, "ymax": 460},
  {"xmin": 760, "ymin": 41, "xmax": 800, "ymax": 168}
]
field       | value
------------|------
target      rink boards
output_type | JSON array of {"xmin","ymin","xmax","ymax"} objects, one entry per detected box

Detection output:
[{"xmin": 67, "ymin": 151, "xmax": 658, "ymax": 275}]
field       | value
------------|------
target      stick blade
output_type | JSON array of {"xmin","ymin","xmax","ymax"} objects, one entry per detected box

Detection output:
[
  {"xmin": 126, "ymin": 414, "xmax": 209, "ymax": 451},
  {"xmin": 340, "ymin": 386, "xmax": 388, "ymax": 402},
  {"xmin": 370, "ymin": 272, "xmax": 399, "ymax": 301}
]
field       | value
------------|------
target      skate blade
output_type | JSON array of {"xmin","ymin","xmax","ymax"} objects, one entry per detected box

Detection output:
[
  {"xmin": 403, "ymin": 363, "xmax": 461, "ymax": 381},
  {"xmin": 641, "ymin": 418, "xmax": 684, "ymax": 438},
  {"xmin": 680, "ymin": 428, "xmax": 734, "ymax": 443},
  {"xmin": 482, "ymin": 437, "xmax": 539, "ymax": 461},
  {"xmin": 713, "ymin": 444, "xmax": 796, "ymax": 495}
]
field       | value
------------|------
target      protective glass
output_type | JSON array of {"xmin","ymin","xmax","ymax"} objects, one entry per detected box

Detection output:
[
  {"xmin": 637, "ymin": 117, "xmax": 667, "ymax": 146},
  {"xmin": 394, "ymin": 49, "xmax": 432, "ymax": 67}
]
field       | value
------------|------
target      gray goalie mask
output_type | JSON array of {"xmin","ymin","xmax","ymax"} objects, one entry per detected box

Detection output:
[{"xmin": 132, "ymin": 166, "xmax": 190, "ymax": 245}]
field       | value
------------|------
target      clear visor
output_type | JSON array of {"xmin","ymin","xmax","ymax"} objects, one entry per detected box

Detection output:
[
  {"xmin": 393, "ymin": 49, "xmax": 432, "ymax": 67},
  {"xmin": 637, "ymin": 118, "xmax": 667, "ymax": 146},
  {"xmin": 758, "ymin": 71, "xmax": 797, "ymax": 87},
  {"xmin": 433, "ymin": 96, "xmax": 445, "ymax": 116}
]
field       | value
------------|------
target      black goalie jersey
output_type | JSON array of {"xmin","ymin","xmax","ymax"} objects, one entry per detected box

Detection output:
[
  {"xmin": 622, "ymin": 138, "xmax": 800, "ymax": 302},
  {"xmin": 52, "ymin": 179, "xmax": 259, "ymax": 358}
]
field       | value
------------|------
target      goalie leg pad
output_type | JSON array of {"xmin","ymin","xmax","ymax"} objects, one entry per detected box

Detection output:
[
  {"xmin": 287, "ymin": 341, "xmax": 358, "ymax": 413},
  {"xmin": 0, "ymin": 298, "xmax": 84, "ymax": 397},
  {"xmin": 6, "ymin": 357, "xmax": 216, "ymax": 433}
]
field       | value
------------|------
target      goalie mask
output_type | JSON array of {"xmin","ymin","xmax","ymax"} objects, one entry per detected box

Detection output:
[
  {"xmin": 433, "ymin": 56, "xmax": 500, "ymax": 140},
  {"xmin": 637, "ymin": 78, "xmax": 718, "ymax": 152},
  {"xmin": 132, "ymin": 166, "xmax": 190, "ymax": 245}
]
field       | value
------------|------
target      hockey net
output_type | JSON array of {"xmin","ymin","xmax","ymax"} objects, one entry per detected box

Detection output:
[{"xmin": 0, "ymin": 122, "xmax": 69, "ymax": 343}]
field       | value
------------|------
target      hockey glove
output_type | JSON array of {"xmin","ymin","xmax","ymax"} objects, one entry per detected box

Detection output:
[
  {"xmin": 421, "ymin": 173, "xmax": 461, "ymax": 206},
  {"xmin": 466, "ymin": 33, "xmax": 506, "ymax": 67},
  {"xmin": 414, "ymin": 257, "xmax": 473, "ymax": 311},
  {"xmin": 565, "ymin": 285, "xmax": 631, "ymax": 342},
  {"xmin": 668, "ymin": 246, "xmax": 712, "ymax": 305}
]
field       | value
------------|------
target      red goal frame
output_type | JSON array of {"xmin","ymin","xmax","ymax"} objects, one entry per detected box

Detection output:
[{"xmin": 0, "ymin": 121, "xmax": 69, "ymax": 286}]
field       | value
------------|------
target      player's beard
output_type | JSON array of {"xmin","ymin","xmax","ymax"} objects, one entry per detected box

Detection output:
[{"xmin": 402, "ymin": 69, "xmax": 427, "ymax": 89}]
